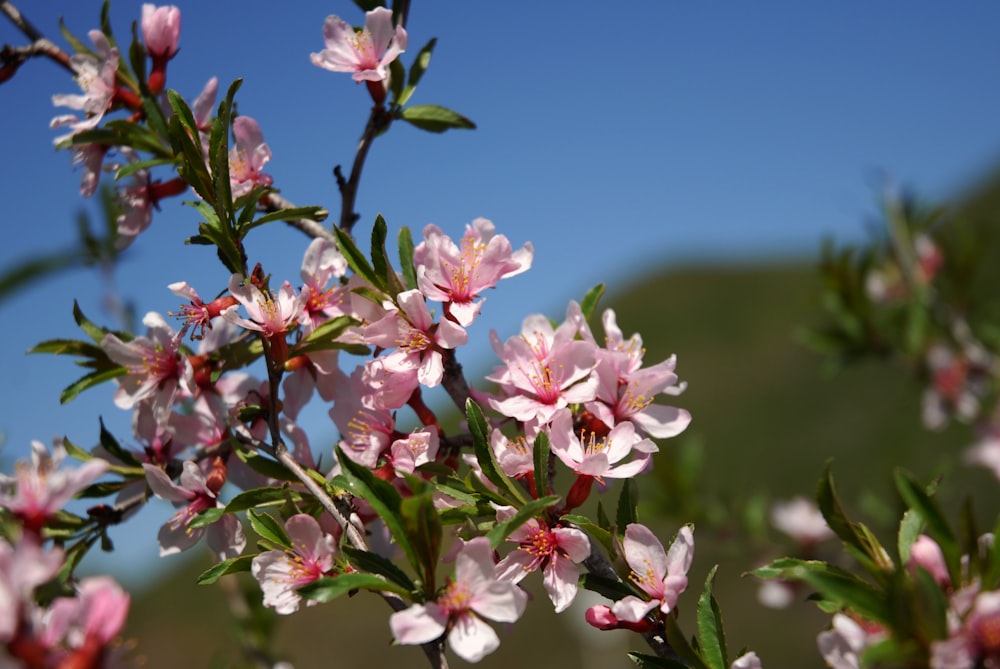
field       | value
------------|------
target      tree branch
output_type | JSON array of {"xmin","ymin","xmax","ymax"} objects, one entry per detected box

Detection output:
[{"xmin": 1, "ymin": 2, "xmax": 73, "ymax": 77}]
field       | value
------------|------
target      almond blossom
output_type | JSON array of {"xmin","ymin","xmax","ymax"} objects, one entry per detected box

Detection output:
[
  {"xmin": 228, "ymin": 116, "xmax": 273, "ymax": 198},
  {"xmin": 493, "ymin": 506, "xmax": 590, "ymax": 613},
  {"xmin": 414, "ymin": 218, "xmax": 533, "ymax": 327},
  {"xmin": 310, "ymin": 7, "xmax": 407, "ymax": 83},
  {"xmin": 770, "ymin": 496, "xmax": 834, "ymax": 547},
  {"xmin": 251, "ymin": 514, "xmax": 336, "ymax": 614},
  {"xmin": 298, "ymin": 237, "xmax": 350, "ymax": 332},
  {"xmin": 38, "ymin": 576, "xmax": 131, "ymax": 668},
  {"xmin": 143, "ymin": 457, "xmax": 246, "ymax": 560},
  {"xmin": 610, "ymin": 523, "xmax": 693, "ymax": 624},
  {"xmin": 50, "ymin": 30, "xmax": 119, "ymax": 145},
  {"xmin": 548, "ymin": 410, "xmax": 657, "ymax": 481},
  {"xmin": 222, "ymin": 274, "xmax": 302, "ymax": 367},
  {"xmin": 389, "ymin": 537, "xmax": 527, "ymax": 663},
  {"xmin": 930, "ymin": 590, "xmax": 1000, "ymax": 668},
  {"xmin": 101, "ymin": 311, "xmax": 194, "ymax": 419},
  {"xmin": 0, "ymin": 538, "xmax": 64, "ymax": 643},
  {"xmin": 0, "ymin": 440, "xmax": 108, "ymax": 534}
]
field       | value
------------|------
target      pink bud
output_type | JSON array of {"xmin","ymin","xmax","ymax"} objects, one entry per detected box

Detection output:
[
  {"xmin": 142, "ymin": 4, "xmax": 181, "ymax": 59},
  {"xmin": 908, "ymin": 534, "xmax": 951, "ymax": 586}
]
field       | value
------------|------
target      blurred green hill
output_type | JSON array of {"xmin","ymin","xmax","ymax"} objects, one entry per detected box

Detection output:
[{"xmin": 122, "ymin": 257, "xmax": 998, "ymax": 669}]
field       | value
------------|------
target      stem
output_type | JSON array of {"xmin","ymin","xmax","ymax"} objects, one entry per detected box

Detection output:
[
  {"xmin": 336, "ymin": 105, "xmax": 391, "ymax": 235},
  {"xmin": 262, "ymin": 191, "xmax": 335, "ymax": 242},
  {"xmin": 0, "ymin": 2, "xmax": 73, "ymax": 75},
  {"xmin": 441, "ymin": 348, "xmax": 472, "ymax": 411}
]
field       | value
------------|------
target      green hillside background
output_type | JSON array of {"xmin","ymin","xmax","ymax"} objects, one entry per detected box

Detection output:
[{"xmin": 118, "ymin": 254, "xmax": 1000, "ymax": 669}]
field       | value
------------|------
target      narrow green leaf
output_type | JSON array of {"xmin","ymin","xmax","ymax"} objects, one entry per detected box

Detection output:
[
  {"xmin": 188, "ymin": 507, "xmax": 225, "ymax": 529},
  {"xmin": 897, "ymin": 507, "xmax": 924, "ymax": 566},
  {"xmin": 247, "ymin": 509, "xmax": 290, "ymax": 549},
  {"xmin": 398, "ymin": 226, "xmax": 418, "ymax": 290},
  {"xmin": 299, "ymin": 573, "xmax": 410, "ymax": 602},
  {"xmin": 60, "ymin": 367, "xmax": 127, "ymax": 404},
  {"xmin": 400, "ymin": 491, "xmax": 442, "ymax": 593},
  {"xmin": 341, "ymin": 545, "xmax": 416, "ymax": 592},
  {"xmin": 370, "ymin": 214, "xmax": 391, "ymax": 292},
  {"xmin": 399, "ymin": 104, "xmax": 476, "ymax": 133},
  {"xmin": 581, "ymin": 284, "xmax": 606, "ymax": 322},
  {"xmin": 561, "ymin": 514, "xmax": 613, "ymax": 555},
  {"xmin": 398, "ymin": 38, "xmax": 436, "ymax": 107},
  {"xmin": 486, "ymin": 496, "xmax": 561, "ymax": 548},
  {"xmin": 532, "ymin": 431, "xmax": 550, "ymax": 499},
  {"xmin": 388, "ymin": 57, "xmax": 405, "ymax": 106},
  {"xmin": 232, "ymin": 449, "xmax": 298, "ymax": 482},
  {"xmin": 334, "ymin": 226, "xmax": 379, "ymax": 287},
  {"xmin": 197, "ymin": 555, "xmax": 257, "ymax": 585},
  {"xmin": 755, "ymin": 557, "xmax": 891, "ymax": 624},
  {"xmin": 616, "ymin": 479, "xmax": 639, "ymax": 532},
  {"xmin": 663, "ymin": 614, "xmax": 712, "ymax": 669},
  {"xmin": 336, "ymin": 447, "xmax": 419, "ymax": 575},
  {"xmin": 628, "ymin": 652, "xmax": 690, "ymax": 669},
  {"xmin": 696, "ymin": 565, "xmax": 728, "ymax": 669},
  {"xmin": 72, "ymin": 300, "xmax": 109, "ymax": 344},
  {"xmin": 894, "ymin": 469, "xmax": 961, "ymax": 583},
  {"xmin": 250, "ymin": 206, "xmax": 329, "ymax": 228},
  {"xmin": 225, "ymin": 487, "xmax": 293, "ymax": 514},
  {"xmin": 466, "ymin": 399, "xmax": 527, "ymax": 505},
  {"xmin": 596, "ymin": 500, "xmax": 612, "ymax": 532},
  {"xmin": 99, "ymin": 418, "xmax": 142, "ymax": 467},
  {"xmin": 209, "ymin": 80, "xmax": 242, "ymax": 237}
]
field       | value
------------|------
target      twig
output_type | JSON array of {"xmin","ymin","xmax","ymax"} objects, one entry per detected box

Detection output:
[
  {"xmin": 336, "ymin": 105, "xmax": 391, "ymax": 235},
  {"xmin": 1, "ymin": 2, "xmax": 74, "ymax": 75},
  {"xmin": 261, "ymin": 191, "xmax": 336, "ymax": 243}
]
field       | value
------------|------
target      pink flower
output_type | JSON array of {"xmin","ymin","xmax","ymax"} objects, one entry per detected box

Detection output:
[
  {"xmin": 143, "ymin": 457, "xmax": 246, "ymax": 560},
  {"xmin": 223, "ymin": 275, "xmax": 302, "ymax": 337},
  {"xmin": 141, "ymin": 4, "xmax": 181, "ymax": 60},
  {"xmin": 548, "ymin": 410, "xmax": 657, "ymax": 481},
  {"xmin": 414, "ymin": 218, "xmax": 533, "ymax": 326},
  {"xmin": 389, "ymin": 537, "xmax": 527, "ymax": 663},
  {"xmin": 770, "ymin": 496, "xmax": 834, "ymax": 546},
  {"xmin": 251, "ymin": 514, "xmax": 336, "ymax": 614},
  {"xmin": 50, "ymin": 30, "xmax": 119, "ymax": 144},
  {"xmin": 0, "ymin": 538, "xmax": 64, "ymax": 642},
  {"xmin": 310, "ymin": 7, "xmax": 407, "ymax": 83},
  {"xmin": 731, "ymin": 652, "xmax": 763, "ymax": 669},
  {"xmin": 0, "ymin": 440, "xmax": 108, "ymax": 534},
  {"xmin": 493, "ymin": 506, "xmax": 590, "ymax": 613},
  {"xmin": 389, "ymin": 427, "xmax": 440, "ymax": 476},
  {"xmin": 40, "ymin": 576, "xmax": 130, "ymax": 665},
  {"xmin": 101, "ymin": 311, "xmax": 194, "ymax": 418},
  {"xmin": 931, "ymin": 590, "xmax": 1000, "ymax": 669},
  {"xmin": 610, "ymin": 524, "xmax": 693, "ymax": 623},
  {"xmin": 299, "ymin": 238, "xmax": 350, "ymax": 332},
  {"xmin": 330, "ymin": 367, "xmax": 397, "ymax": 468},
  {"xmin": 818, "ymin": 612, "xmax": 884, "ymax": 669},
  {"xmin": 908, "ymin": 534, "xmax": 951, "ymax": 587},
  {"xmin": 228, "ymin": 116, "xmax": 273, "ymax": 198},
  {"xmin": 490, "ymin": 429, "xmax": 534, "ymax": 479}
]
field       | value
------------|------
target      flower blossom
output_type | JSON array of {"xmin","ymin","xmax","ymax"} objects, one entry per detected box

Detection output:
[
  {"xmin": 0, "ymin": 440, "xmax": 108, "ymax": 534},
  {"xmin": 251, "ymin": 514, "xmax": 336, "ymax": 614},
  {"xmin": 770, "ymin": 496, "xmax": 834, "ymax": 547},
  {"xmin": 50, "ymin": 30, "xmax": 119, "ymax": 145},
  {"xmin": 222, "ymin": 274, "xmax": 302, "ymax": 366},
  {"xmin": 548, "ymin": 410, "xmax": 657, "ymax": 482},
  {"xmin": 817, "ymin": 612, "xmax": 885, "ymax": 669},
  {"xmin": 228, "ymin": 116, "xmax": 273, "ymax": 198},
  {"xmin": 494, "ymin": 506, "xmax": 590, "ymax": 613},
  {"xmin": 310, "ymin": 7, "xmax": 407, "ymax": 82},
  {"xmin": 0, "ymin": 538, "xmax": 65, "ymax": 642},
  {"xmin": 39, "ymin": 576, "xmax": 131, "ymax": 668},
  {"xmin": 414, "ymin": 218, "xmax": 533, "ymax": 327},
  {"xmin": 101, "ymin": 311, "xmax": 194, "ymax": 419},
  {"xmin": 389, "ymin": 537, "xmax": 527, "ymax": 663},
  {"xmin": 143, "ymin": 457, "xmax": 246, "ymax": 559},
  {"xmin": 611, "ymin": 524, "xmax": 693, "ymax": 624},
  {"xmin": 930, "ymin": 590, "xmax": 1000, "ymax": 668},
  {"xmin": 142, "ymin": 4, "xmax": 181, "ymax": 60}
]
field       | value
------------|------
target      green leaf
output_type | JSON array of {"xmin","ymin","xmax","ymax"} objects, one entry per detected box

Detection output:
[
  {"xmin": 233, "ymin": 449, "xmax": 298, "ymax": 482},
  {"xmin": 663, "ymin": 613, "xmax": 712, "ymax": 669},
  {"xmin": 400, "ymin": 491, "xmax": 442, "ymax": 594},
  {"xmin": 398, "ymin": 226, "xmax": 418, "ymax": 291},
  {"xmin": 336, "ymin": 447, "xmax": 419, "ymax": 575},
  {"xmin": 209, "ymin": 80, "xmax": 242, "ymax": 243},
  {"xmin": 167, "ymin": 90, "xmax": 214, "ymax": 201},
  {"xmin": 597, "ymin": 500, "xmax": 612, "ymax": 532},
  {"xmin": 370, "ymin": 214, "xmax": 405, "ymax": 295},
  {"xmin": 754, "ymin": 557, "xmax": 891, "ymax": 624},
  {"xmin": 894, "ymin": 469, "xmax": 961, "ymax": 584},
  {"xmin": 399, "ymin": 104, "xmax": 476, "ymax": 133},
  {"xmin": 247, "ymin": 205, "xmax": 329, "ymax": 231},
  {"xmin": 398, "ymin": 38, "xmax": 436, "ymax": 107},
  {"xmin": 816, "ymin": 462, "xmax": 888, "ymax": 572},
  {"xmin": 225, "ymin": 487, "xmax": 294, "ymax": 514},
  {"xmin": 341, "ymin": 545, "xmax": 416, "ymax": 592},
  {"xmin": 334, "ymin": 226, "xmax": 380, "ymax": 288},
  {"xmin": 293, "ymin": 315, "xmax": 358, "ymax": 356},
  {"xmin": 197, "ymin": 555, "xmax": 257, "ymax": 585},
  {"xmin": 532, "ymin": 431, "xmax": 551, "ymax": 499},
  {"xmin": 581, "ymin": 284, "xmax": 607, "ymax": 322},
  {"xmin": 696, "ymin": 565, "xmax": 728, "ymax": 669},
  {"xmin": 98, "ymin": 418, "xmax": 142, "ymax": 467},
  {"xmin": 580, "ymin": 573, "xmax": 635, "ymax": 602},
  {"xmin": 299, "ymin": 573, "xmax": 410, "ymax": 602},
  {"xmin": 616, "ymin": 478, "xmax": 639, "ymax": 533},
  {"xmin": 188, "ymin": 507, "xmax": 225, "ymax": 529},
  {"xmin": 466, "ymin": 399, "xmax": 527, "ymax": 505},
  {"xmin": 72, "ymin": 300, "xmax": 109, "ymax": 344},
  {"xmin": 486, "ymin": 496, "xmax": 561, "ymax": 548},
  {"xmin": 897, "ymin": 507, "xmax": 924, "ymax": 566},
  {"xmin": 247, "ymin": 509, "xmax": 290, "ymax": 549},
  {"xmin": 60, "ymin": 366, "xmax": 127, "ymax": 404}
]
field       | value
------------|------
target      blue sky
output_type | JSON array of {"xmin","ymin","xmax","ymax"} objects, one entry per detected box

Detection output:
[{"xmin": 2, "ymin": 1, "xmax": 1000, "ymax": 582}]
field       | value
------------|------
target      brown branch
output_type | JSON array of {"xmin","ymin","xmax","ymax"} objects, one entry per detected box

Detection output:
[
  {"xmin": 336, "ymin": 104, "xmax": 392, "ymax": 235},
  {"xmin": 1, "ymin": 2, "xmax": 73, "ymax": 76},
  {"xmin": 261, "ymin": 191, "xmax": 336, "ymax": 243}
]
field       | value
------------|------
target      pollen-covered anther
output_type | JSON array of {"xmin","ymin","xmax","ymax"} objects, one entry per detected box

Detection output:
[{"xmin": 439, "ymin": 580, "xmax": 473, "ymax": 613}]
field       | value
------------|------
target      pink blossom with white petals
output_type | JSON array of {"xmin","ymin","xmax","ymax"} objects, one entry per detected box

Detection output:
[
  {"xmin": 299, "ymin": 237, "xmax": 350, "ymax": 332},
  {"xmin": 50, "ymin": 30, "xmax": 118, "ymax": 144},
  {"xmin": 0, "ymin": 440, "xmax": 108, "ymax": 533},
  {"xmin": 143, "ymin": 458, "xmax": 246, "ymax": 560},
  {"xmin": 493, "ymin": 506, "xmax": 590, "ymax": 613},
  {"xmin": 229, "ymin": 116, "xmax": 273, "ymax": 197},
  {"xmin": 549, "ymin": 410, "xmax": 657, "ymax": 481},
  {"xmin": 310, "ymin": 7, "xmax": 407, "ymax": 82},
  {"xmin": 389, "ymin": 427, "xmax": 439, "ymax": 476},
  {"xmin": 0, "ymin": 538, "xmax": 64, "ymax": 642},
  {"xmin": 40, "ymin": 575, "xmax": 130, "ymax": 665},
  {"xmin": 770, "ymin": 496, "xmax": 834, "ymax": 546},
  {"xmin": 251, "ymin": 514, "xmax": 336, "ymax": 614},
  {"xmin": 222, "ymin": 275, "xmax": 302, "ymax": 338},
  {"xmin": 389, "ymin": 537, "xmax": 527, "ymax": 663},
  {"xmin": 141, "ymin": 4, "xmax": 181, "ymax": 60},
  {"xmin": 414, "ymin": 218, "xmax": 533, "ymax": 326},
  {"xmin": 610, "ymin": 523, "xmax": 693, "ymax": 623},
  {"xmin": 101, "ymin": 311, "xmax": 194, "ymax": 418}
]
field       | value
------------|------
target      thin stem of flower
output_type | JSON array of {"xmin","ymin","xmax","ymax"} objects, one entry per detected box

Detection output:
[
  {"xmin": 441, "ymin": 348, "xmax": 471, "ymax": 411},
  {"xmin": 336, "ymin": 105, "xmax": 391, "ymax": 235}
]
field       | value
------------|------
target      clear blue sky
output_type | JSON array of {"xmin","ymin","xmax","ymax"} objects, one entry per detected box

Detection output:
[{"xmin": 2, "ymin": 1, "xmax": 1000, "ymax": 583}]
